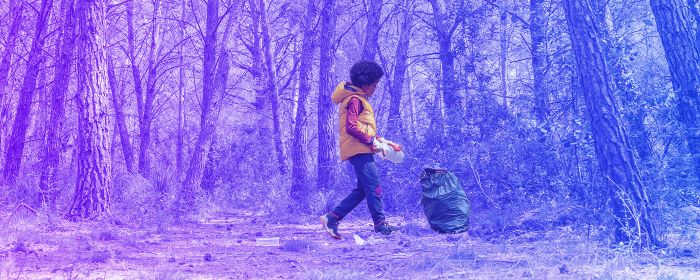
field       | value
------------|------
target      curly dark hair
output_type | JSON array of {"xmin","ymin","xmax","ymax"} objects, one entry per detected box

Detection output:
[{"xmin": 350, "ymin": 60, "xmax": 384, "ymax": 88}]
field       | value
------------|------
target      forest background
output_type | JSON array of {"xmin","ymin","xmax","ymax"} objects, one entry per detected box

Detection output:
[{"xmin": 0, "ymin": 0, "xmax": 699, "ymax": 253}]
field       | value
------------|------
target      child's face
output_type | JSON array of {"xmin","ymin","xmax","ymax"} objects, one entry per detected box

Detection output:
[{"xmin": 364, "ymin": 81, "xmax": 379, "ymax": 96}]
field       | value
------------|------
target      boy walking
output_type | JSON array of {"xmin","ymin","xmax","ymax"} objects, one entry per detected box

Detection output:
[{"xmin": 320, "ymin": 60, "xmax": 401, "ymax": 239}]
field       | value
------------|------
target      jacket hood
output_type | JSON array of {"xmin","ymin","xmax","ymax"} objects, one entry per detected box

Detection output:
[{"xmin": 331, "ymin": 82, "xmax": 370, "ymax": 105}]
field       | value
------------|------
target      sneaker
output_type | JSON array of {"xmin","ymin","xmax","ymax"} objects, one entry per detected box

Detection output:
[
  {"xmin": 320, "ymin": 213, "xmax": 341, "ymax": 239},
  {"xmin": 374, "ymin": 222, "xmax": 394, "ymax": 235}
]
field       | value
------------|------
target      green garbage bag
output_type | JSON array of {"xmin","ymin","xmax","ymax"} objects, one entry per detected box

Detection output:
[{"xmin": 420, "ymin": 168, "xmax": 470, "ymax": 234}]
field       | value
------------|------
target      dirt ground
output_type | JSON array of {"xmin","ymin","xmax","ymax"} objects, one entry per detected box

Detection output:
[{"xmin": 1, "ymin": 210, "xmax": 699, "ymax": 279}]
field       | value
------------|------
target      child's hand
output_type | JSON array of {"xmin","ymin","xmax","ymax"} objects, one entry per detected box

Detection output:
[
  {"xmin": 387, "ymin": 142, "xmax": 402, "ymax": 152},
  {"xmin": 371, "ymin": 138, "xmax": 390, "ymax": 156}
]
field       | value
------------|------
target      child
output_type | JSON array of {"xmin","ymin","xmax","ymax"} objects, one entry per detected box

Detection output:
[{"xmin": 320, "ymin": 60, "xmax": 402, "ymax": 239}]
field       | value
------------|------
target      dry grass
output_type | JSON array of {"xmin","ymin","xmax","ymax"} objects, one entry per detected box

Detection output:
[{"xmin": 0, "ymin": 209, "xmax": 699, "ymax": 279}]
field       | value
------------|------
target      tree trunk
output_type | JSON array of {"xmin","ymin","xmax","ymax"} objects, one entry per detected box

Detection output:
[
  {"xmin": 386, "ymin": 2, "xmax": 412, "ymax": 139},
  {"xmin": 107, "ymin": 52, "xmax": 135, "ymax": 173},
  {"xmin": 247, "ymin": 0, "xmax": 275, "ymax": 173},
  {"xmin": 317, "ymin": 0, "xmax": 338, "ymax": 193},
  {"xmin": 126, "ymin": 0, "xmax": 144, "ymax": 124},
  {"xmin": 259, "ymin": 0, "xmax": 287, "ymax": 175},
  {"xmin": 68, "ymin": 0, "xmax": 113, "ymax": 220},
  {"xmin": 0, "ymin": 1, "xmax": 24, "ymax": 157},
  {"xmin": 563, "ymin": 0, "xmax": 658, "ymax": 247},
  {"xmin": 39, "ymin": 0, "xmax": 77, "ymax": 206},
  {"xmin": 499, "ymin": 8, "xmax": 509, "ymax": 110},
  {"xmin": 139, "ymin": 0, "xmax": 163, "ymax": 177},
  {"xmin": 591, "ymin": 0, "xmax": 654, "ymax": 164},
  {"xmin": 361, "ymin": 0, "xmax": 382, "ymax": 60},
  {"xmin": 290, "ymin": 0, "xmax": 317, "ymax": 208},
  {"xmin": 176, "ymin": 0, "xmax": 187, "ymax": 177},
  {"xmin": 650, "ymin": 0, "xmax": 700, "ymax": 180},
  {"xmin": 530, "ymin": 0, "xmax": 548, "ymax": 124},
  {"xmin": 4, "ymin": 0, "xmax": 55, "ymax": 185},
  {"xmin": 428, "ymin": 0, "xmax": 459, "ymax": 144},
  {"xmin": 178, "ymin": 0, "xmax": 223, "ymax": 213}
]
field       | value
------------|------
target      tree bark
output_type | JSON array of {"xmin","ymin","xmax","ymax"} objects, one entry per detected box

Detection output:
[
  {"xmin": 178, "ymin": 0, "xmax": 225, "ymax": 213},
  {"xmin": 530, "ymin": 0, "xmax": 548, "ymax": 124},
  {"xmin": 361, "ymin": 0, "xmax": 382, "ymax": 60},
  {"xmin": 177, "ymin": 0, "xmax": 187, "ymax": 177},
  {"xmin": 650, "ymin": 0, "xmax": 700, "ymax": 180},
  {"xmin": 0, "ymin": 1, "xmax": 25, "ymax": 157},
  {"xmin": 68, "ymin": 0, "xmax": 113, "ymax": 220},
  {"xmin": 563, "ymin": 0, "xmax": 658, "ymax": 247},
  {"xmin": 427, "ymin": 0, "xmax": 461, "ymax": 144},
  {"xmin": 590, "ymin": 0, "xmax": 654, "ymax": 164},
  {"xmin": 107, "ymin": 52, "xmax": 135, "ymax": 173},
  {"xmin": 317, "ymin": 0, "xmax": 338, "ymax": 192},
  {"xmin": 138, "ymin": 0, "xmax": 163, "ymax": 177},
  {"xmin": 259, "ymin": 0, "xmax": 287, "ymax": 175},
  {"xmin": 499, "ymin": 7, "xmax": 509, "ymax": 110},
  {"xmin": 126, "ymin": 0, "xmax": 144, "ymax": 124},
  {"xmin": 4, "ymin": 0, "xmax": 55, "ymax": 185},
  {"xmin": 290, "ymin": 0, "xmax": 317, "ymax": 208},
  {"xmin": 386, "ymin": 2, "xmax": 412, "ymax": 139},
  {"xmin": 39, "ymin": 0, "xmax": 77, "ymax": 206}
]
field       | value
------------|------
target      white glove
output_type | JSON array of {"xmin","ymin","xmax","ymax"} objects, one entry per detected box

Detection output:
[{"xmin": 371, "ymin": 138, "xmax": 390, "ymax": 156}]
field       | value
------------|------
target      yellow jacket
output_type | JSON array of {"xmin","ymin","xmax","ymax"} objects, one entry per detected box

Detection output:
[{"xmin": 331, "ymin": 82, "xmax": 377, "ymax": 161}]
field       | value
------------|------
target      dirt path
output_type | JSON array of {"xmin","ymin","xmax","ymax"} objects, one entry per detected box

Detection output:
[{"xmin": 1, "ymin": 211, "xmax": 699, "ymax": 279}]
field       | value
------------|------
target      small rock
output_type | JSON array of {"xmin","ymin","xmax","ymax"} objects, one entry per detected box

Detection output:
[
  {"xmin": 167, "ymin": 257, "xmax": 176, "ymax": 263},
  {"xmin": 342, "ymin": 248, "xmax": 351, "ymax": 253},
  {"xmin": 204, "ymin": 253, "xmax": 214, "ymax": 261},
  {"xmin": 255, "ymin": 232, "xmax": 263, "ymax": 237},
  {"xmin": 516, "ymin": 260, "xmax": 530, "ymax": 268},
  {"xmin": 522, "ymin": 271, "xmax": 533, "ymax": 277},
  {"xmin": 559, "ymin": 264, "xmax": 570, "ymax": 274},
  {"xmin": 446, "ymin": 235, "xmax": 460, "ymax": 242},
  {"xmin": 89, "ymin": 250, "xmax": 110, "ymax": 263},
  {"xmin": 237, "ymin": 239, "xmax": 243, "ymax": 244},
  {"xmin": 12, "ymin": 241, "xmax": 27, "ymax": 253}
]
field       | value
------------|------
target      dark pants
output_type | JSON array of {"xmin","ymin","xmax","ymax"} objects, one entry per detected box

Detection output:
[{"xmin": 331, "ymin": 153, "xmax": 385, "ymax": 226}]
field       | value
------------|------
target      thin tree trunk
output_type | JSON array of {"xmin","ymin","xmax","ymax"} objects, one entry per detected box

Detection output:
[
  {"xmin": 39, "ymin": 0, "xmax": 77, "ymax": 206},
  {"xmin": 428, "ymin": 0, "xmax": 460, "ymax": 144},
  {"xmin": 361, "ymin": 0, "xmax": 382, "ymax": 60},
  {"xmin": 247, "ymin": 0, "xmax": 274, "ymax": 172},
  {"xmin": 107, "ymin": 52, "xmax": 135, "ymax": 173},
  {"xmin": 126, "ymin": 0, "xmax": 144, "ymax": 123},
  {"xmin": 529, "ymin": 0, "xmax": 557, "ymax": 179},
  {"xmin": 563, "ymin": 0, "xmax": 657, "ymax": 247},
  {"xmin": 0, "ymin": 2, "xmax": 25, "ymax": 156},
  {"xmin": 387, "ymin": 2, "xmax": 412, "ymax": 139},
  {"xmin": 69, "ymin": 0, "xmax": 113, "ymax": 220},
  {"xmin": 177, "ymin": 0, "xmax": 187, "ymax": 177},
  {"xmin": 650, "ymin": 0, "xmax": 700, "ymax": 180},
  {"xmin": 290, "ymin": 0, "xmax": 317, "ymax": 208},
  {"xmin": 530, "ymin": 0, "xmax": 547, "ymax": 123},
  {"xmin": 591, "ymin": 1, "xmax": 654, "ymax": 164},
  {"xmin": 317, "ymin": 0, "xmax": 338, "ymax": 193},
  {"xmin": 139, "ymin": 0, "xmax": 163, "ymax": 177},
  {"xmin": 499, "ymin": 7, "xmax": 509, "ymax": 110},
  {"xmin": 259, "ymin": 0, "xmax": 287, "ymax": 175},
  {"xmin": 178, "ymin": 0, "xmax": 224, "ymax": 212},
  {"xmin": 4, "ymin": 0, "xmax": 55, "ymax": 185}
]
